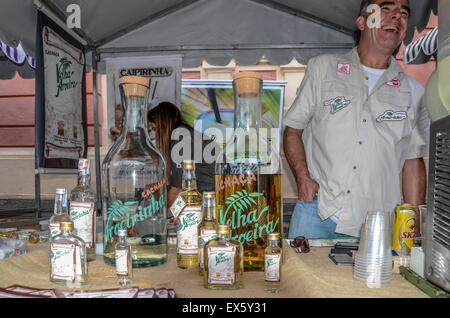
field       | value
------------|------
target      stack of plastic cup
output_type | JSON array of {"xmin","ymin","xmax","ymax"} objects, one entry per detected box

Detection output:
[{"xmin": 354, "ymin": 211, "xmax": 393, "ymax": 285}]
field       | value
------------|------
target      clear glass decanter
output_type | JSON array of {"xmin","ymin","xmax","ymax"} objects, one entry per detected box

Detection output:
[{"xmin": 102, "ymin": 76, "xmax": 168, "ymax": 268}]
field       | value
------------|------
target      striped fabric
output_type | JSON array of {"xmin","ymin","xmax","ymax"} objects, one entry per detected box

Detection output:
[
  {"xmin": 0, "ymin": 40, "xmax": 35, "ymax": 68},
  {"xmin": 403, "ymin": 26, "xmax": 438, "ymax": 64}
]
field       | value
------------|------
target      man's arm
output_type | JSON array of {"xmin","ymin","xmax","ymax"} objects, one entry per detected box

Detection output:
[
  {"xmin": 283, "ymin": 126, "xmax": 319, "ymax": 201},
  {"xmin": 402, "ymin": 157, "xmax": 427, "ymax": 236}
]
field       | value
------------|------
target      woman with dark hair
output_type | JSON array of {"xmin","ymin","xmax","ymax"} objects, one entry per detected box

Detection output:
[{"xmin": 148, "ymin": 101, "xmax": 216, "ymax": 208}]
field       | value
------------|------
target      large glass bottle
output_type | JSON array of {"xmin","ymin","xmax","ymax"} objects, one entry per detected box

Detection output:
[
  {"xmin": 215, "ymin": 72, "xmax": 283, "ymax": 271},
  {"xmin": 102, "ymin": 76, "xmax": 168, "ymax": 268},
  {"xmin": 69, "ymin": 158, "xmax": 96, "ymax": 262},
  {"xmin": 49, "ymin": 221, "xmax": 87, "ymax": 287},
  {"xmin": 49, "ymin": 188, "xmax": 71, "ymax": 240},
  {"xmin": 176, "ymin": 160, "xmax": 203, "ymax": 269}
]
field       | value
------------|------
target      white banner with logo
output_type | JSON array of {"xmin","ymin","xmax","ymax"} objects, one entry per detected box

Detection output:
[
  {"xmin": 43, "ymin": 25, "xmax": 85, "ymax": 160},
  {"xmin": 105, "ymin": 55, "xmax": 182, "ymax": 144}
]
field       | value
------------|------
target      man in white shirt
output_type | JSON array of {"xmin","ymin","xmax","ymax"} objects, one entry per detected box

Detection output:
[{"xmin": 283, "ymin": 0, "xmax": 429, "ymax": 238}]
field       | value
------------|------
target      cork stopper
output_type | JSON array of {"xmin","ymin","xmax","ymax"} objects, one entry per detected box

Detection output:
[
  {"xmin": 120, "ymin": 76, "xmax": 149, "ymax": 97},
  {"xmin": 60, "ymin": 221, "xmax": 74, "ymax": 231},
  {"xmin": 232, "ymin": 71, "xmax": 262, "ymax": 96},
  {"xmin": 217, "ymin": 224, "xmax": 230, "ymax": 235},
  {"xmin": 183, "ymin": 160, "xmax": 195, "ymax": 170}
]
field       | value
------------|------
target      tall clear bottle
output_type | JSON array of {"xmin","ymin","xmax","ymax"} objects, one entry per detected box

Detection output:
[
  {"xmin": 198, "ymin": 192, "xmax": 218, "ymax": 275},
  {"xmin": 49, "ymin": 221, "xmax": 87, "ymax": 287},
  {"xmin": 49, "ymin": 188, "xmax": 71, "ymax": 240},
  {"xmin": 177, "ymin": 160, "xmax": 203, "ymax": 269},
  {"xmin": 102, "ymin": 76, "xmax": 168, "ymax": 268},
  {"xmin": 69, "ymin": 158, "xmax": 96, "ymax": 261},
  {"xmin": 204, "ymin": 224, "xmax": 243, "ymax": 289},
  {"xmin": 264, "ymin": 232, "xmax": 281, "ymax": 293},
  {"xmin": 215, "ymin": 72, "xmax": 283, "ymax": 271},
  {"xmin": 115, "ymin": 229, "xmax": 133, "ymax": 286}
]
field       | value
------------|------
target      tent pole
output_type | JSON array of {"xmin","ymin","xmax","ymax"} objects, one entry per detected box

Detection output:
[{"xmin": 92, "ymin": 50, "xmax": 102, "ymax": 215}]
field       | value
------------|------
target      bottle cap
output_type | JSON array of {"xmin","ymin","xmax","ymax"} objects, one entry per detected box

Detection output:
[
  {"xmin": 78, "ymin": 158, "xmax": 90, "ymax": 175},
  {"xmin": 60, "ymin": 221, "xmax": 74, "ymax": 231},
  {"xmin": 120, "ymin": 76, "xmax": 149, "ymax": 97},
  {"xmin": 217, "ymin": 224, "xmax": 230, "ymax": 235},
  {"xmin": 118, "ymin": 229, "xmax": 127, "ymax": 237},
  {"xmin": 183, "ymin": 160, "xmax": 195, "ymax": 170},
  {"xmin": 268, "ymin": 232, "xmax": 280, "ymax": 241},
  {"xmin": 203, "ymin": 192, "xmax": 215, "ymax": 199},
  {"xmin": 55, "ymin": 188, "xmax": 66, "ymax": 195}
]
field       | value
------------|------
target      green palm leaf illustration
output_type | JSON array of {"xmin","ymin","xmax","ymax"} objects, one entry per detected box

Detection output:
[{"xmin": 225, "ymin": 192, "xmax": 263, "ymax": 214}]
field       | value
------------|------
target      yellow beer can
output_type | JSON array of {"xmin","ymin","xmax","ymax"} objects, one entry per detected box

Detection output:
[{"xmin": 392, "ymin": 203, "xmax": 416, "ymax": 255}]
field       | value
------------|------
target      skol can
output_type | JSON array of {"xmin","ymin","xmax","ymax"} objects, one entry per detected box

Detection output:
[{"xmin": 392, "ymin": 203, "xmax": 416, "ymax": 255}]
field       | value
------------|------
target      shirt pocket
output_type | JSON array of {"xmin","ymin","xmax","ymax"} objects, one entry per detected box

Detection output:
[
  {"xmin": 316, "ymin": 81, "xmax": 355, "ymax": 122},
  {"xmin": 374, "ymin": 91, "xmax": 412, "ymax": 141}
]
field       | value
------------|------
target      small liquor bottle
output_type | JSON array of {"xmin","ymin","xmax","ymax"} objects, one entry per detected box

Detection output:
[
  {"xmin": 49, "ymin": 188, "xmax": 71, "ymax": 240},
  {"xmin": 115, "ymin": 229, "xmax": 133, "ymax": 286},
  {"xmin": 69, "ymin": 158, "xmax": 97, "ymax": 262},
  {"xmin": 49, "ymin": 221, "xmax": 87, "ymax": 287},
  {"xmin": 264, "ymin": 232, "xmax": 281, "ymax": 293},
  {"xmin": 204, "ymin": 224, "xmax": 243, "ymax": 290},
  {"xmin": 198, "ymin": 192, "xmax": 218, "ymax": 275},
  {"xmin": 177, "ymin": 160, "xmax": 203, "ymax": 269}
]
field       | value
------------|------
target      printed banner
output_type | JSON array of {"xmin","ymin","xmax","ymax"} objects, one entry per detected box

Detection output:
[{"xmin": 35, "ymin": 12, "xmax": 87, "ymax": 169}]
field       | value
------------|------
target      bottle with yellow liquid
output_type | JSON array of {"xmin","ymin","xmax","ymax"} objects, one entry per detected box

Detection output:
[
  {"xmin": 204, "ymin": 224, "xmax": 243, "ymax": 290},
  {"xmin": 176, "ymin": 160, "xmax": 203, "ymax": 269},
  {"xmin": 215, "ymin": 72, "xmax": 283, "ymax": 271},
  {"xmin": 198, "ymin": 192, "xmax": 218, "ymax": 275}
]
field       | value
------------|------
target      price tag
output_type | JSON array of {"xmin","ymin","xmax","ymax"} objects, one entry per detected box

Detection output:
[{"xmin": 170, "ymin": 193, "xmax": 186, "ymax": 218}]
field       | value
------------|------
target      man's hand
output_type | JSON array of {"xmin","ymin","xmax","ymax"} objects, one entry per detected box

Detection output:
[
  {"xmin": 283, "ymin": 126, "xmax": 319, "ymax": 202},
  {"xmin": 297, "ymin": 175, "xmax": 319, "ymax": 202}
]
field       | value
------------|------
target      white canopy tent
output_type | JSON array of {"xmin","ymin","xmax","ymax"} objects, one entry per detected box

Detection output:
[{"xmin": 0, "ymin": 0, "xmax": 438, "ymax": 217}]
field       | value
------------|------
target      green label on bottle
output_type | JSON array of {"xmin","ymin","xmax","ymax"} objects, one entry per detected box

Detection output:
[{"xmin": 104, "ymin": 192, "xmax": 166, "ymax": 246}]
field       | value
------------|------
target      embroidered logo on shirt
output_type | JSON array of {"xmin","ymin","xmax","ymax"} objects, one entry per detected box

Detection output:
[
  {"xmin": 337, "ymin": 63, "xmax": 351, "ymax": 74},
  {"xmin": 376, "ymin": 110, "xmax": 407, "ymax": 122},
  {"xmin": 386, "ymin": 78, "xmax": 401, "ymax": 87},
  {"xmin": 324, "ymin": 96, "xmax": 351, "ymax": 114}
]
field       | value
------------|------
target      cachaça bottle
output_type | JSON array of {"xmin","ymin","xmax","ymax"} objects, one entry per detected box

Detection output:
[
  {"xmin": 215, "ymin": 72, "xmax": 283, "ymax": 271},
  {"xmin": 49, "ymin": 221, "xmax": 87, "ymax": 287},
  {"xmin": 69, "ymin": 158, "xmax": 96, "ymax": 261},
  {"xmin": 198, "ymin": 191, "xmax": 218, "ymax": 275},
  {"xmin": 49, "ymin": 188, "xmax": 71, "ymax": 240},
  {"xmin": 102, "ymin": 76, "xmax": 168, "ymax": 268},
  {"xmin": 204, "ymin": 224, "xmax": 243, "ymax": 289},
  {"xmin": 176, "ymin": 160, "xmax": 203, "ymax": 269},
  {"xmin": 264, "ymin": 232, "xmax": 282, "ymax": 293},
  {"xmin": 115, "ymin": 229, "xmax": 133, "ymax": 286}
]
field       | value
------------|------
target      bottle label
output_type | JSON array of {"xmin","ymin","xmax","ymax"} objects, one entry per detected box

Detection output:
[
  {"xmin": 49, "ymin": 222, "xmax": 61, "ymax": 238},
  {"xmin": 265, "ymin": 253, "xmax": 281, "ymax": 282},
  {"xmin": 69, "ymin": 201, "xmax": 96, "ymax": 248},
  {"xmin": 115, "ymin": 249, "xmax": 129, "ymax": 276},
  {"xmin": 199, "ymin": 228, "xmax": 217, "ymax": 269},
  {"xmin": 207, "ymin": 245, "xmax": 237, "ymax": 285},
  {"xmin": 176, "ymin": 206, "xmax": 202, "ymax": 255},
  {"xmin": 50, "ymin": 242, "xmax": 76, "ymax": 282}
]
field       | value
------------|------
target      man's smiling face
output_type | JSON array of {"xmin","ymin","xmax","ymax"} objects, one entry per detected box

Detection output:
[{"xmin": 360, "ymin": 0, "xmax": 410, "ymax": 54}]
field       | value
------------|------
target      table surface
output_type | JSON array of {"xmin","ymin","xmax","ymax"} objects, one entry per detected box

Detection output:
[{"xmin": 0, "ymin": 240, "xmax": 428, "ymax": 298}]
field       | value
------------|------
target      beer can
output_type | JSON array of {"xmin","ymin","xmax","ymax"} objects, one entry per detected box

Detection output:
[{"xmin": 392, "ymin": 203, "xmax": 416, "ymax": 255}]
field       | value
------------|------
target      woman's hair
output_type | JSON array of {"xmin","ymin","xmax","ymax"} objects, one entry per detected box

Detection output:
[{"xmin": 147, "ymin": 102, "xmax": 192, "ymax": 180}]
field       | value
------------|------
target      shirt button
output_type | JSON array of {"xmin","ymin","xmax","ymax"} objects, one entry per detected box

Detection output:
[
  {"xmin": 347, "ymin": 190, "xmax": 351, "ymax": 194},
  {"xmin": 362, "ymin": 119, "xmax": 367, "ymax": 123},
  {"xmin": 353, "ymin": 166, "xmax": 357, "ymax": 170},
  {"xmin": 365, "ymin": 76, "xmax": 368, "ymax": 80},
  {"xmin": 358, "ymin": 141, "xmax": 363, "ymax": 145}
]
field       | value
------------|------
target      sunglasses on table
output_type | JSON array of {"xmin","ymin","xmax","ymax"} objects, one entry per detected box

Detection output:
[{"xmin": 290, "ymin": 236, "xmax": 310, "ymax": 253}]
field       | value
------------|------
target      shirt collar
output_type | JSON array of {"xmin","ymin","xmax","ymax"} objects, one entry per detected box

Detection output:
[{"xmin": 350, "ymin": 47, "xmax": 404, "ymax": 80}]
